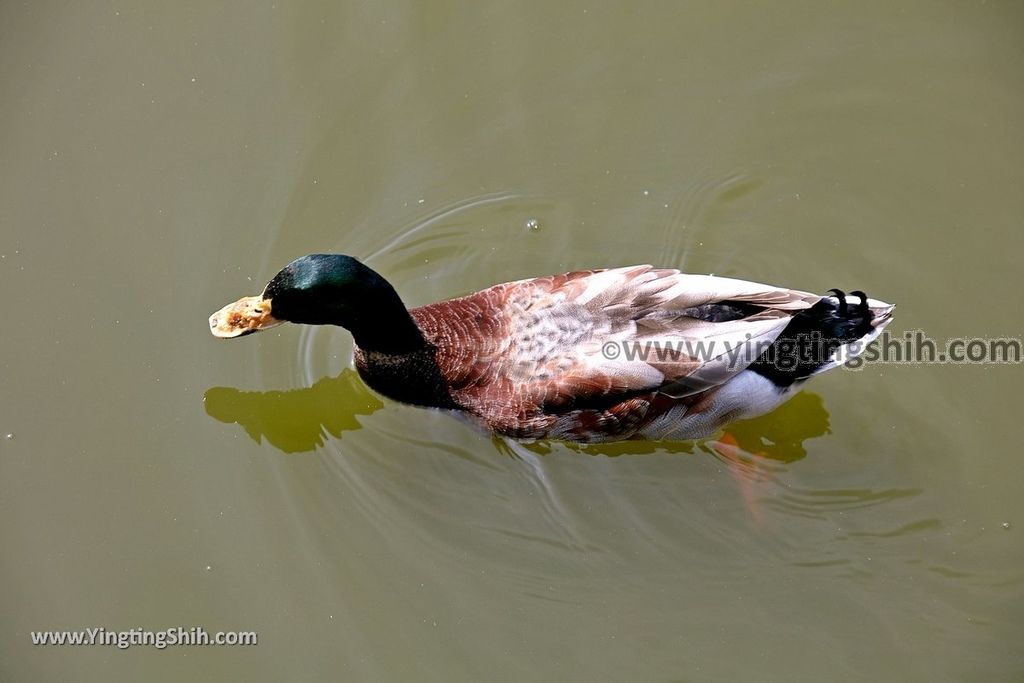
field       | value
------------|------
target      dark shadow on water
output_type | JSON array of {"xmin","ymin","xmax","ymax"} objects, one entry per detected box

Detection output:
[
  {"xmin": 204, "ymin": 369, "xmax": 384, "ymax": 453},
  {"xmin": 714, "ymin": 390, "xmax": 832, "ymax": 462},
  {"xmin": 206, "ymin": 370, "xmax": 830, "ymax": 461}
]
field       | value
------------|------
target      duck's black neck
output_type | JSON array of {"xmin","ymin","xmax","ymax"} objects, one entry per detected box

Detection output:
[
  {"xmin": 354, "ymin": 345, "xmax": 458, "ymax": 409},
  {"xmin": 346, "ymin": 288, "xmax": 427, "ymax": 355}
]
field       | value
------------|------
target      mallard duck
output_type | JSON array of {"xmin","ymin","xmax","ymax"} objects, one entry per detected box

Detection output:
[{"xmin": 209, "ymin": 254, "xmax": 893, "ymax": 443}]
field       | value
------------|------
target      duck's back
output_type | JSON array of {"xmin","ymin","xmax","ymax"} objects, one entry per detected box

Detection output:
[{"xmin": 405, "ymin": 266, "xmax": 827, "ymax": 441}]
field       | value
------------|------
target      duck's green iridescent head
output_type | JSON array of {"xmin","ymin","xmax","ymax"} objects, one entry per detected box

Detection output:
[{"xmin": 209, "ymin": 254, "xmax": 425, "ymax": 353}]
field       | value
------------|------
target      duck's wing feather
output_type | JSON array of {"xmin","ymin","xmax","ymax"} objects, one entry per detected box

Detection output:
[{"xmin": 410, "ymin": 266, "xmax": 820, "ymax": 431}]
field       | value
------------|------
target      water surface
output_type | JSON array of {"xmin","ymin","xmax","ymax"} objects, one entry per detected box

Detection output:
[{"xmin": 2, "ymin": 2, "xmax": 1022, "ymax": 681}]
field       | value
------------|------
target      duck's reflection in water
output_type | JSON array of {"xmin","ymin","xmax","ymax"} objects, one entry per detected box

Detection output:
[
  {"xmin": 206, "ymin": 371, "xmax": 829, "ymax": 462},
  {"xmin": 204, "ymin": 369, "xmax": 384, "ymax": 453}
]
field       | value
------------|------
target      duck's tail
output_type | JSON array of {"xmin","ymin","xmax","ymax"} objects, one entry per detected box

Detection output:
[{"xmin": 749, "ymin": 289, "xmax": 894, "ymax": 386}]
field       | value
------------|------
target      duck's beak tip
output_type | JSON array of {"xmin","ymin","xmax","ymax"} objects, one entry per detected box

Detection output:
[{"xmin": 209, "ymin": 296, "xmax": 282, "ymax": 339}]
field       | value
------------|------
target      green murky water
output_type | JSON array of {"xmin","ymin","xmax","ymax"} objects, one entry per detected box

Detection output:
[{"xmin": 2, "ymin": 2, "xmax": 1022, "ymax": 681}]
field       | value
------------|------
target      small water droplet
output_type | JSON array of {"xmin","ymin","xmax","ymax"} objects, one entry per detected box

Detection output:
[
  {"xmin": 5, "ymin": 433, "xmax": 13, "ymax": 440},
  {"xmin": 642, "ymin": 190, "xmax": 650, "ymax": 197},
  {"xmin": 204, "ymin": 564, "xmax": 213, "ymax": 572},
  {"xmin": 1002, "ymin": 522, "xmax": 1011, "ymax": 530},
  {"xmin": 525, "ymin": 218, "xmax": 540, "ymax": 232}
]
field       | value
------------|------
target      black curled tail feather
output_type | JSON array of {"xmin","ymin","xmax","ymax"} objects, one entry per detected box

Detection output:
[{"xmin": 749, "ymin": 290, "xmax": 877, "ymax": 387}]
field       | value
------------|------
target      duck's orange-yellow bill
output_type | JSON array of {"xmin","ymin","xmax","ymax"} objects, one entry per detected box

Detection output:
[{"xmin": 209, "ymin": 296, "xmax": 283, "ymax": 338}]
